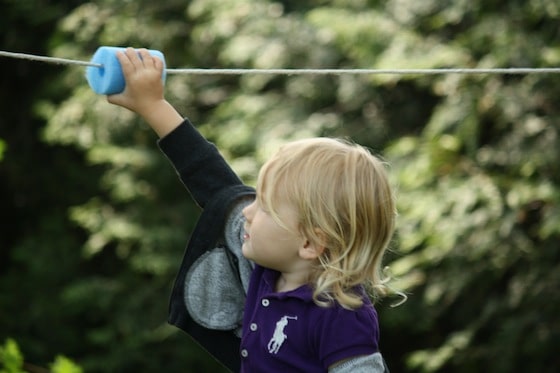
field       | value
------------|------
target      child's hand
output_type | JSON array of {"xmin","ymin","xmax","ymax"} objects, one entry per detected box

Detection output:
[
  {"xmin": 107, "ymin": 47, "xmax": 183, "ymax": 138},
  {"xmin": 107, "ymin": 48, "xmax": 165, "ymax": 117}
]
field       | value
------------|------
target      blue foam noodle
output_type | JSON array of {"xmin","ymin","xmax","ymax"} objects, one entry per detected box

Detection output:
[{"xmin": 86, "ymin": 46, "xmax": 166, "ymax": 95}]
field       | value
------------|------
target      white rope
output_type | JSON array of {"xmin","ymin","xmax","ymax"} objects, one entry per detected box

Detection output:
[
  {"xmin": 2, "ymin": 50, "xmax": 560, "ymax": 75},
  {"xmin": 166, "ymin": 67, "xmax": 560, "ymax": 75},
  {"xmin": 0, "ymin": 50, "xmax": 102, "ymax": 68}
]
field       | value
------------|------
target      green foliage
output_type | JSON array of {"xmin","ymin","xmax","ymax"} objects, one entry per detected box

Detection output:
[
  {"xmin": 51, "ymin": 356, "xmax": 83, "ymax": 373},
  {"xmin": 0, "ymin": 339, "xmax": 82, "ymax": 373},
  {"xmin": 2, "ymin": 0, "xmax": 560, "ymax": 372},
  {"xmin": 0, "ymin": 339, "xmax": 24, "ymax": 373},
  {"xmin": 0, "ymin": 139, "xmax": 5, "ymax": 161}
]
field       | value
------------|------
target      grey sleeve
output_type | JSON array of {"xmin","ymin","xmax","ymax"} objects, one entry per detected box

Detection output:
[
  {"xmin": 329, "ymin": 352, "xmax": 387, "ymax": 373},
  {"xmin": 223, "ymin": 196, "xmax": 255, "ymax": 294},
  {"xmin": 181, "ymin": 197, "xmax": 255, "ymax": 334}
]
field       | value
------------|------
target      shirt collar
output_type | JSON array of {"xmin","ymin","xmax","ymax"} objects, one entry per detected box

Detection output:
[{"xmin": 261, "ymin": 266, "xmax": 315, "ymax": 302}]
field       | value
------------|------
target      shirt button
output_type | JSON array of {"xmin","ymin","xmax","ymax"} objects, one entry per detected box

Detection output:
[
  {"xmin": 250, "ymin": 323, "xmax": 258, "ymax": 331},
  {"xmin": 261, "ymin": 299, "xmax": 270, "ymax": 307},
  {"xmin": 241, "ymin": 349, "xmax": 248, "ymax": 358}
]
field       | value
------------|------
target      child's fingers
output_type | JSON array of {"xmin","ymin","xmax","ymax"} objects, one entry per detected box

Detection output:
[
  {"xmin": 124, "ymin": 47, "xmax": 144, "ymax": 69},
  {"xmin": 137, "ymin": 48, "xmax": 163, "ymax": 72},
  {"xmin": 153, "ymin": 56, "xmax": 163, "ymax": 71},
  {"xmin": 137, "ymin": 48, "xmax": 152, "ymax": 65},
  {"xmin": 115, "ymin": 50, "xmax": 134, "ymax": 77}
]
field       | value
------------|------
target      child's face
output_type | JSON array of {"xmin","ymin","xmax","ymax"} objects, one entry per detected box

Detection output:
[{"xmin": 241, "ymin": 197, "xmax": 305, "ymax": 272}]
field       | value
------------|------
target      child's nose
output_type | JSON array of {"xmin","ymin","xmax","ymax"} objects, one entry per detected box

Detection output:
[{"xmin": 242, "ymin": 201, "xmax": 256, "ymax": 221}]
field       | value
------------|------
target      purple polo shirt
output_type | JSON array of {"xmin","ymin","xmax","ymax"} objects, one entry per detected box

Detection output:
[{"xmin": 240, "ymin": 265, "xmax": 380, "ymax": 372}]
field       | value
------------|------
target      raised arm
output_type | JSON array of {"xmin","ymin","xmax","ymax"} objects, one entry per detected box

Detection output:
[
  {"xmin": 106, "ymin": 48, "xmax": 253, "ymax": 372},
  {"xmin": 107, "ymin": 47, "xmax": 182, "ymax": 138},
  {"xmin": 106, "ymin": 47, "xmax": 245, "ymax": 207}
]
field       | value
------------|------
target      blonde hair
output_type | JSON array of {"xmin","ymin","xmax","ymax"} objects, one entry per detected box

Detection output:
[{"xmin": 257, "ymin": 137, "xmax": 398, "ymax": 309}]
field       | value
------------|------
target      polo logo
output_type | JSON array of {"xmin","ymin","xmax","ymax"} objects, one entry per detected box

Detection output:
[{"xmin": 267, "ymin": 315, "xmax": 298, "ymax": 354}]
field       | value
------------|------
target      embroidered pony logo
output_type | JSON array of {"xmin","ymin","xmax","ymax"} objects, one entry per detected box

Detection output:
[{"xmin": 267, "ymin": 315, "xmax": 298, "ymax": 354}]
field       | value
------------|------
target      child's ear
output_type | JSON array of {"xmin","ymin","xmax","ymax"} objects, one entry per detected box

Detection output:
[{"xmin": 299, "ymin": 229, "xmax": 327, "ymax": 260}]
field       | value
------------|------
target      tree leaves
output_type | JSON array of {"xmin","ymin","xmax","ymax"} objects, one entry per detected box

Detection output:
[{"xmin": 3, "ymin": 0, "xmax": 559, "ymax": 371}]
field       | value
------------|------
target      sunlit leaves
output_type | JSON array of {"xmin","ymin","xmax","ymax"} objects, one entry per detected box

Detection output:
[
  {"xmin": 0, "ymin": 339, "xmax": 24, "ymax": 373},
  {"xmin": 0, "ymin": 139, "xmax": 5, "ymax": 161},
  {"xmin": 0, "ymin": 338, "xmax": 83, "ymax": 373}
]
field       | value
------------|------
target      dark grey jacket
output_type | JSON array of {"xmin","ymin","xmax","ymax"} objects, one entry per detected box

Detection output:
[{"xmin": 159, "ymin": 119, "xmax": 254, "ymax": 372}]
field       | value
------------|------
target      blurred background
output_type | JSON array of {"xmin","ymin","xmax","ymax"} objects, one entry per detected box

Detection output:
[{"xmin": 1, "ymin": 0, "xmax": 559, "ymax": 372}]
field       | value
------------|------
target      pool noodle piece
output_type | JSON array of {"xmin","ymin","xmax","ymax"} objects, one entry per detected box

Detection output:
[{"xmin": 86, "ymin": 46, "xmax": 166, "ymax": 95}]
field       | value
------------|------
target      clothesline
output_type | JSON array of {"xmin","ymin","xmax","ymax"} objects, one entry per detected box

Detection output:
[{"xmin": 2, "ymin": 50, "xmax": 560, "ymax": 76}]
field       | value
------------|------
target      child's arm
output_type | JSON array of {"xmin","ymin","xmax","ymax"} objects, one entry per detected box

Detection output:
[
  {"xmin": 107, "ymin": 47, "xmax": 183, "ymax": 138},
  {"xmin": 107, "ymin": 47, "xmax": 248, "ymax": 208},
  {"xmin": 107, "ymin": 47, "xmax": 253, "ymax": 372}
]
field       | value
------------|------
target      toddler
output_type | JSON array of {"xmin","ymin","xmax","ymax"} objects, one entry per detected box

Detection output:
[{"xmin": 108, "ymin": 48, "xmax": 400, "ymax": 372}]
